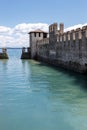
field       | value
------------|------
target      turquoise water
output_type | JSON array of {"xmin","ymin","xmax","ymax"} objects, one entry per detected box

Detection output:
[{"xmin": 0, "ymin": 49, "xmax": 87, "ymax": 130}]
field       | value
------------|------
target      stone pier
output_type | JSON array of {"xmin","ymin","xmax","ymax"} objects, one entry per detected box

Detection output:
[
  {"xmin": 21, "ymin": 47, "xmax": 31, "ymax": 59},
  {"xmin": 0, "ymin": 48, "xmax": 9, "ymax": 59}
]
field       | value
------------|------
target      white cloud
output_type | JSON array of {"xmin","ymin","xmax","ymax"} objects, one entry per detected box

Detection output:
[
  {"xmin": 0, "ymin": 23, "xmax": 49, "ymax": 48},
  {"xmin": 64, "ymin": 23, "xmax": 87, "ymax": 32},
  {"xmin": 0, "ymin": 26, "xmax": 11, "ymax": 34},
  {"xmin": 0, "ymin": 22, "xmax": 87, "ymax": 48}
]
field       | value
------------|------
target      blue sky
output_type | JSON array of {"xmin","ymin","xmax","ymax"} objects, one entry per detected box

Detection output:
[
  {"xmin": 0, "ymin": 0, "xmax": 87, "ymax": 47},
  {"xmin": 0, "ymin": 0, "xmax": 87, "ymax": 27}
]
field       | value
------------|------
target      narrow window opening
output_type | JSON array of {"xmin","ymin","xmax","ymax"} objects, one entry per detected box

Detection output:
[{"xmin": 43, "ymin": 33, "xmax": 47, "ymax": 38}]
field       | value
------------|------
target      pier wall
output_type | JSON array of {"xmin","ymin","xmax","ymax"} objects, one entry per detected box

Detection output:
[{"xmin": 0, "ymin": 48, "xmax": 8, "ymax": 59}]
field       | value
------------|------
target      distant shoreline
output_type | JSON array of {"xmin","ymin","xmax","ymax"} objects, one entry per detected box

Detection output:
[{"xmin": 0, "ymin": 48, "xmax": 22, "ymax": 49}]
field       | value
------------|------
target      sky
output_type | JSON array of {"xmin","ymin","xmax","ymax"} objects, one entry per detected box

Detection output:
[{"xmin": 0, "ymin": 0, "xmax": 87, "ymax": 47}]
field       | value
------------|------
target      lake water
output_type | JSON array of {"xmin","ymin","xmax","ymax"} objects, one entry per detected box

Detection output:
[{"xmin": 0, "ymin": 49, "xmax": 87, "ymax": 130}]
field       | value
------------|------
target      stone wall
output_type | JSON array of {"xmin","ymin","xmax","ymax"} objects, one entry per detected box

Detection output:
[
  {"xmin": 21, "ymin": 47, "xmax": 31, "ymax": 59},
  {"xmin": 0, "ymin": 48, "xmax": 9, "ymax": 59},
  {"xmin": 36, "ymin": 23, "xmax": 87, "ymax": 73}
]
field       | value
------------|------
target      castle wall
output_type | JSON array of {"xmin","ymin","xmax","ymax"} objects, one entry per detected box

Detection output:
[{"xmin": 36, "ymin": 23, "xmax": 87, "ymax": 73}]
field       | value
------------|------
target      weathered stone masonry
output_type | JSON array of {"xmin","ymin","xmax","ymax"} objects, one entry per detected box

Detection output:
[
  {"xmin": 0, "ymin": 48, "xmax": 8, "ymax": 59},
  {"xmin": 29, "ymin": 23, "xmax": 87, "ymax": 73}
]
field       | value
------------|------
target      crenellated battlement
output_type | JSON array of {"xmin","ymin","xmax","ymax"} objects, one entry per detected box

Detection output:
[
  {"xmin": 56, "ymin": 25, "xmax": 87, "ymax": 43},
  {"xmin": 30, "ymin": 22, "xmax": 87, "ymax": 46},
  {"xmin": 49, "ymin": 23, "xmax": 58, "ymax": 33},
  {"xmin": 49, "ymin": 22, "xmax": 64, "ymax": 34}
]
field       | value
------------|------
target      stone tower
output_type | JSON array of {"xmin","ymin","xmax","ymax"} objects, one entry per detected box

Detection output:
[
  {"xmin": 49, "ymin": 23, "xmax": 58, "ymax": 43},
  {"xmin": 29, "ymin": 29, "xmax": 48, "ymax": 59},
  {"xmin": 59, "ymin": 23, "xmax": 64, "ymax": 34}
]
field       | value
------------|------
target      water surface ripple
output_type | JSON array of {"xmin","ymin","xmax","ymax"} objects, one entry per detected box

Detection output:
[{"xmin": 0, "ymin": 49, "xmax": 87, "ymax": 130}]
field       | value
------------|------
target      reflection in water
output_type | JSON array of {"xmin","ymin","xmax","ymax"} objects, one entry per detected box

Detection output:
[
  {"xmin": 0, "ymin": 49, "xmax": 87, "ymax": 130},
  {"xmin": 21, "ymin": 60, "xmax": 87, "ymax": 130}
]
